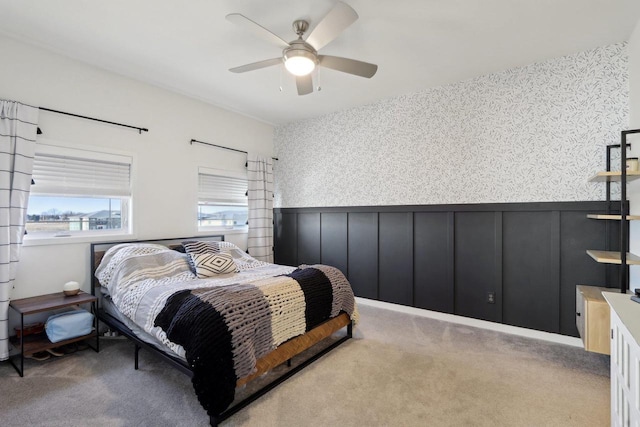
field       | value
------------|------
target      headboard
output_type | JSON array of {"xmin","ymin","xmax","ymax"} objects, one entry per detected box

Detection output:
[{"xmin": 90, "ymin": 235, "xmax": 224, "ymax": 295}]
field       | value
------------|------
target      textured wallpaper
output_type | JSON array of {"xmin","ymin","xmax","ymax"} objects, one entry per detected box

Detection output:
[{"xmin": 274, "ymin": 43, "xmax": 629, "ymax": 208}]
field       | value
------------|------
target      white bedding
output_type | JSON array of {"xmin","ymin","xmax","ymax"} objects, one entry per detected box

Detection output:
[{"xmin": 95, "ymin": 243, "xmax": 296, "ymax": 358}]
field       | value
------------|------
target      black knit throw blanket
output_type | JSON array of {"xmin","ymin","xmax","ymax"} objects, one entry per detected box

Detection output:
[{"xmin": 154, "ymin": 266, "xmax": 335, "ymax": 416}]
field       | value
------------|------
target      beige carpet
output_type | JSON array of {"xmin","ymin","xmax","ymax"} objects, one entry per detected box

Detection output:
[{"xmin": 0, "ymin": 304, "xmax": 610, "ymax": 426}]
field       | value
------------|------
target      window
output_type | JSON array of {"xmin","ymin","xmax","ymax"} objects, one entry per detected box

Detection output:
[
  {"xmin": 198, "ymin": 167, "xmax": 248, "ymax": 231},
  {"xmin": 26, "ymin": 141, "xmax": 132, "ymax": 238}
]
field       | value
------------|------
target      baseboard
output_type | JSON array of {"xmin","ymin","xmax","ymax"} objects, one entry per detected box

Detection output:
[{"xmin": 356, "ymin": 297, "xmax": 583, "ymax": 348}]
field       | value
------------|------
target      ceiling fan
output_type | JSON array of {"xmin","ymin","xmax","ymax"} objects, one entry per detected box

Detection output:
[{"xmin": 226, "ymin": 1, "xmax": 378, "ymax": 96}]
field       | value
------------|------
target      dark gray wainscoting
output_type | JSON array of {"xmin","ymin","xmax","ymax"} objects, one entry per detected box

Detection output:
[{"xmin": 273, "ymin": 202, "xmax": 622, "ymax": 337}]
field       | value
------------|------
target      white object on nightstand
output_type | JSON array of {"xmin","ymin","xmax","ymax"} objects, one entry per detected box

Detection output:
[{"xmin": 63, "ymin": 281, "xmax": 80, "ymax": 296}]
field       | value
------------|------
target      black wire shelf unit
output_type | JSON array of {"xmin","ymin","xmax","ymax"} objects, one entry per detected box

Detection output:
[{"xmin": 587, "ymin": 128, "xmax": 640, "ymax": 293}]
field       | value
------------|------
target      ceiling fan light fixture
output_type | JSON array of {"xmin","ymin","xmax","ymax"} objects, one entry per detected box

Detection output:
[{"xmin": 284, "ymin": 49, "xmax": 317, "ymax": 76}]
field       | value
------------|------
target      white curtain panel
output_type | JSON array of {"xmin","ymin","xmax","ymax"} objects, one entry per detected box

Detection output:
[
  {"xmin": 0, "ymin": 101, "xmax": 38, "ymax": 361},
  {"xmin": 247, "ymin": 153, "xmax": 274, "ymax": 263}
]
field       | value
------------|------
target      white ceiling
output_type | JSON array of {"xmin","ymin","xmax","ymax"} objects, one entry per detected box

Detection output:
[{"xmin": 1, "ymin": 0, "xmax": 639, "ymax": 125}]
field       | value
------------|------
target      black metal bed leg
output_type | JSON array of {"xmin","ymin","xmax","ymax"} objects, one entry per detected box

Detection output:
[
  {"xmin": 287, "ymin": 358, "xmax": 292, "ymax": 367},
  {"xmin": 347, "ymin": 321, "xmax": 353, "ymax": 338},
  {"xmin": 134, "ymin": 344, "xmax": 140, "ymax": 370}
]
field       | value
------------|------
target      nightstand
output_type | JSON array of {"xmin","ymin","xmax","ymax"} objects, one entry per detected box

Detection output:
[{"xmin": 8, "ymin": 290, "xmax": 99, "ymax": 376}]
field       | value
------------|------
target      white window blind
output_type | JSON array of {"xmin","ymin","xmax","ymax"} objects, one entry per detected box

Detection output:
[
  {"xmin": 31, "ymin": 144, "xmax": 132, "ymax": 197},
  {"xmin": 198, "ymin": 173, "xmax": 247, "ymax": 206}
]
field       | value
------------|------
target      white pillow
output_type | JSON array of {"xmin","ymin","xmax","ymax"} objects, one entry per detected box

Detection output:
[{"xmin": 189, "ymin": 252, "xmax": 238, "ymax": 278}]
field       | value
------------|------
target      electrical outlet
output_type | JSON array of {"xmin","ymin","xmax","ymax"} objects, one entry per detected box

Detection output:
[{"xmin": 487, "ymin": 292, "xmax": 495, "ymax": 304}]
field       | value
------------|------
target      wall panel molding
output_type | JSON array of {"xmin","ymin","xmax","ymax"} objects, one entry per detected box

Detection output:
[{"xmin": 274, "ymin": 201, "xmax": 623, "ymax": 337}]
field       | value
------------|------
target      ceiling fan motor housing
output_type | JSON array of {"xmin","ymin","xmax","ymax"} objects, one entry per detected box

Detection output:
[
  {"xmin": 283, "ymin": 39, "xmax": 318, "ymax": 65},
  {"xmin": 292, "ymin": 19, "xmax": 309, "ymax": 36},
  {"xmin": 284, "ymin": 19, "xmax": 318, "ymax": 69}
]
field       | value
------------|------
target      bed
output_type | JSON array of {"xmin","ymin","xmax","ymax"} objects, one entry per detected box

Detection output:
[{"xmin": 90, "ymin": 236, "xmax": 357, "ymax": 425}]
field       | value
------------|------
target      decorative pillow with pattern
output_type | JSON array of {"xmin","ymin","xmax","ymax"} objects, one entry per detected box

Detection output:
[
  {"xmin": 189, "ymin": 252, "xmax": 238, "ymax": 278},
  {"xmin": 182, "ymin": 240, "xmax": 222, "ymax": 255},
  {"xmin": 183, "ymin": 240, "xmax": 219, "ymax": 273},
  {"xmin": 182, "ymin": 240, "xmax": 270, "ymax": 271}
]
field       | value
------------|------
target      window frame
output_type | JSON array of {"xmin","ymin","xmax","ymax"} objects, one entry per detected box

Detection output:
[
  {"xmin": 197, "ymin": 167, "xmax": 248, "ymax": 233},
  {"xmin": 25, "ymin": 139, "xmax": 134, "ymax": 244}
]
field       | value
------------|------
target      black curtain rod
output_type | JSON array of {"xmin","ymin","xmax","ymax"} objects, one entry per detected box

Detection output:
[
  {"xmin": 190, "ymin": 139, "xmax": 278, "ymax": 160},
  {"xmin": 39, "ymin": 107, "xmax": 149, "ymax": 134}
]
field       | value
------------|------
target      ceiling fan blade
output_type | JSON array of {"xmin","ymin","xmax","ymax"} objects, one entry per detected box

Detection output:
[
  {"xmin": 296, "ymin": 74, "xmax": 313, "ymax": 96},
  {"xmin": 229, "ymin": 57, "xmax": 283, "ymax": 73},
  {"xmin": 305, "ymin": 2, "xmax": 358, "ymax": 50},
  {"xmin": 226, "ymin": 13, "xmax": 290, "ymax": 49},
  {"xmin": 318, "ymin": 55, "xmax": 378, "ymax": 78}
]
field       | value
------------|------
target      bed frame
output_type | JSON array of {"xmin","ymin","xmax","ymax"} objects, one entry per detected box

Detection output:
[{"xmin": 90, "ymin": 236, "xmax": 353, "ymax": 426}]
